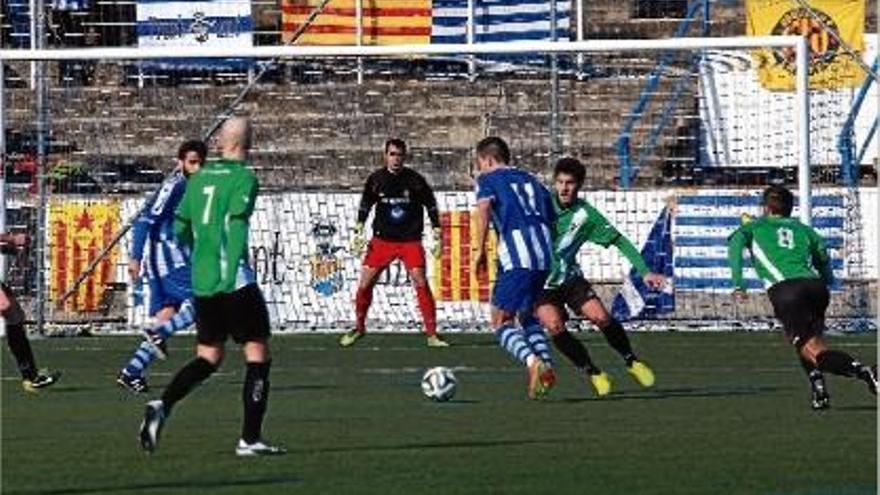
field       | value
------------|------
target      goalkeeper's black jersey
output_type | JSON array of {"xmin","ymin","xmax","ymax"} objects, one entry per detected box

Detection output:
[{"xmin": 356, "ymin": 167, "xmax": 440, "ymax": 242}]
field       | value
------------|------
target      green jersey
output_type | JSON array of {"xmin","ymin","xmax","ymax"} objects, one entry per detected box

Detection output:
[
  {"xmin": 727, "ymin": 215, "xmax": 833, "ymax": 290},
  {"xmin": 174, "ymin": 159, "xmax": 258, "ymax": 297},
  {"xmin": 547, "ymin": 197, "xmax": 649, "ymax": 287}
]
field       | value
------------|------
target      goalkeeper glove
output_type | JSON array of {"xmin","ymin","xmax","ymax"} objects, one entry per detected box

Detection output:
[
  {"xmin": 350, "ymin": 223, "xmax": 366, "ymax": 256},
  {"xmin": 430, "ymin": 228, "xmax": 442, "ymax": 258}
]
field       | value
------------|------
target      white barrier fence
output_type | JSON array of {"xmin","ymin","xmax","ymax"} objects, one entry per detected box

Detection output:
[{"xmin": 93, "ymin": 187, "xmax": 876, "ymax": 332}]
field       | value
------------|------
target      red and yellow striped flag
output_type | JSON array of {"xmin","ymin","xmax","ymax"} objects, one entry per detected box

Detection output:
[
  {"xmin": 49, "ymin": 200, "xmax": 120, "ymax": 313},
  {"xmin": 433, "ymin": 210, "xmax": 497, "ymax": 302},
  {"xmin": 282, "ymin": 0, "xmax": 432, "ymax": 45}
]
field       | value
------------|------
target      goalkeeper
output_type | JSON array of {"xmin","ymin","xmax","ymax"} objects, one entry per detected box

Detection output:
[{"xmin": 340, "ymin": 138, "xmax": 449, "ymax": 348}]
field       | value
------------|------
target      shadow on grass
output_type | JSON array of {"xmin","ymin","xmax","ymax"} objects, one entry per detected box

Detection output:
[
  {"xmin": 304, "ymin": 437, "xmax": 559, "ymax": 455},
  {"xmin": 833, "ymin": 405, "xmax": 878, "ymax": 412},
  {"xmin": 416, "ymin": 399, "xmax": 480, "ymax": 405},
  {"xmin": 29, "ymin": 386, "xmax": 100, "ymax": 394},
  {"xmin": 5, "ymin": 475, "xmax": 302, "ymax": 495},
  {"xmin": 765, "ymin": 485, "xmax": 878, "ymax": 495},
  {"xmin": 561, "ymin": 384, "xmax": 784, "ymax": 403},
  {"xmin": 266, "ymin": 384, "xmax": 336, "ymax": 392}
]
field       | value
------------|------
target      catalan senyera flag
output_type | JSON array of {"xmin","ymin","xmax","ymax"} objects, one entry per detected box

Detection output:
[
  {"xmin": 282, "ymin": 0, "xmax": 431, "ymax": 45},
  {"xmin": 49, "ymin": 200, "xmax": 120, "ymax": 313},
  {"xmin": 432, "ymin": 210, "xmax": 497, "ymax": 302},
  {"xmin": 746, "ymin": 0, "xmax": 865, "ymax": 90}
]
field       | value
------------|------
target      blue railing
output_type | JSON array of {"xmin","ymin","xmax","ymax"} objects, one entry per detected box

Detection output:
[
  {"xmin": 837, "ymin": 56, "xmax": 879, "ymax": 186},
  {"xmin": 617, "ymin": 0, "xmax": 708, "ymax": 188}
]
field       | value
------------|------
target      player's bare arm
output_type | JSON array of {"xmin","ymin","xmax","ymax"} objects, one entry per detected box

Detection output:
[{"xmin": 473, "ymin": 198, "xmax": 492, "ymax": 272}]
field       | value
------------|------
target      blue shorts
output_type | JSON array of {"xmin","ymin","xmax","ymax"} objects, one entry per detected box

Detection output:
[
  {"xmin": 491, "ymin": 269, "xmax": 549, "ymax": 315},
  {"xmin": 147, "ymin": 267, "xmax": 193, "ymax": 316}
]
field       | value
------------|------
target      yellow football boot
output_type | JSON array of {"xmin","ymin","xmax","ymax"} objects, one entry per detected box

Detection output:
[
  {"xmin": 627, "ymin": 360, "xmax": 656, "ymax": 388},
  {"xmin": 339, "ymin": 330, "xmax": 364, "ymax": 348},
  {"xmin": 588, "ymin": 371, "xmax": 612, "ymax": 397}
]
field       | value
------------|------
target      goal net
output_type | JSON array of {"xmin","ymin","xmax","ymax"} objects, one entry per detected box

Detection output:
[{"xmin": 0, "ymin": 36, "xmax": 876, "ymax": 334}]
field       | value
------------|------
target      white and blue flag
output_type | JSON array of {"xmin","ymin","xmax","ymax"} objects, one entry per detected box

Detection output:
[
  {"xmin": 136, "ymin": 0, "xmax": 253, "ymax": 70},
  {"xmin": 611, "ymin": 206, "xmax": 674, "ymax": 321},
  {"xmin": 431, "ymin": 0, "xmax": 571, "ymax": 44},
  {"xmin": 432, "ymin": 0, "xmax": 570, "ymax": 67}
]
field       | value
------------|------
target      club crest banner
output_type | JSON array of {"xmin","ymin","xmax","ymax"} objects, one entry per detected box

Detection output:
[{"xmin": 746, "ymin": 0, "xmax": 866, "ymax": 90}]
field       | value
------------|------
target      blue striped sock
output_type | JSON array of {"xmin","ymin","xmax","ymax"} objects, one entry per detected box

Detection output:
[
  {"xmin": 122, "ymin": 341, "xmax": 156, "ymax": 377},
  {"xmin": 519, "ymin": 313, "xmax": 553, "ymax": 366},
  {"xmin": 154, "ymin": 299, "xmax": 196, "ymax": 339},
  {"xmin": 494, "ymin": 324, "xmax": 534, "ymax": 365},
  {"xmin": 524, "ymin": 324, "xmax": 553, "ymax": 366}
]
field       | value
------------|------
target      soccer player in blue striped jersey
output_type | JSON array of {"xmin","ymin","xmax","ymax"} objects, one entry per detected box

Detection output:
[
  {"xmin": 117, "ymin": 140, "xmax": 206, "ymax": 393},
  {"xmin": 472, "ymin": 137, "xmax": 557, "ymax": 399}
]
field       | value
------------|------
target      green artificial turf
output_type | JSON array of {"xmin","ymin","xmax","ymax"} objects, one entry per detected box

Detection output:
[{"xmin": 2, "ymin": 332, "xmax": 876, "ymax": 495}]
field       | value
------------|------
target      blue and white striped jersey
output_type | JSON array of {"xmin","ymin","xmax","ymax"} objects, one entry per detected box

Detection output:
[
  {"xmin": 476, "ymin": 167, "xmax": 555, "ymax": 272},
  {"xmin": 131, "ymin": 170, "xmax": 191, "ymax": 280}
]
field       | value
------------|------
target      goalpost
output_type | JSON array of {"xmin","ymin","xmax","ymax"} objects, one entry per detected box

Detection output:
[{"xmin": 4, "ymin": 35, "xmax": 866, "ymax": 335}]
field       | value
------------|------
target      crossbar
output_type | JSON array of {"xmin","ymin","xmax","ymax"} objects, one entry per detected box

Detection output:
[{"xmin": 0, "ymin": 37, "xmax": 802, "ymax": 61}]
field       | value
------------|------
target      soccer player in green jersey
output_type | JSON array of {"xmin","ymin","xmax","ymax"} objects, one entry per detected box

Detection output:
[
  {"xmin": 139, "ymin": 117, "xmax": 284, "ymax": 456},
  {"xmin": 535, "ymin": 158, "xmax": 665, "ymax": 396},
  {"xmin": 728, "ymin": 185, "xmax": 877, "ymax": 410}
]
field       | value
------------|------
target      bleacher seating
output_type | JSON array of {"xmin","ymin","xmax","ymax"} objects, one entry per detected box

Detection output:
[{"xmin": 1, "ymin": 1, "xmax": 877, "ymax": 192}]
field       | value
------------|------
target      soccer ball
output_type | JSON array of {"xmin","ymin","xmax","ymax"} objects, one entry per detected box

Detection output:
[{"xmin": 421, "ymin": 367, "xmax": 457, "ymax": 402}]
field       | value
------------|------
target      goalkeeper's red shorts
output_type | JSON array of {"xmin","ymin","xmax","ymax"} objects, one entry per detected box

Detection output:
[{"xmin": 363, "ymin": 238, "xmax": 425, "ymax": 270}]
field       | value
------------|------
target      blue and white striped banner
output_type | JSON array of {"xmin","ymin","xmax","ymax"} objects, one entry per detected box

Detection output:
[
  {"xmin": 431, "ymin": 0, "xmax": 571, "ymax": 44},
  {"xmin": 674, "ymin": 190, "xmax": 846, "ymax": 292},
  {"xmin": 136, "ymin": 0, "xmax": 253, "ymax": 70},
  {"xmin": 137, "ymin": 0, "xmax": 252, "ymax": 48}
]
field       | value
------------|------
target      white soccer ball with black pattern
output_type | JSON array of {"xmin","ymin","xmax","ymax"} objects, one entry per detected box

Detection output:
[{"xmin": 421, "ymin": 367, "xmax": 457, "ymax": 402}]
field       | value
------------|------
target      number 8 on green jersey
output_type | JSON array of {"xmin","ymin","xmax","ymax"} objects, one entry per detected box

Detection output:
[{"xmin": 727, "ymin": 215, "xmax": 833, "ymax": 290}]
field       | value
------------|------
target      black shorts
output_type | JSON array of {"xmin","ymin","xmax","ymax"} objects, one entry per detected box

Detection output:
[
  {"xmin": 767, "ymin": 278, "xmax": 829, "ymax": 347},
  {"xmin": 0, "ymin": 283, "xmax": 25, "ymax": 326},
  {"xmin": 193, "ymin": 284, "xmax": 271, "ymax": 346},
  {"xmin": 536, "ymin": 277, "xmax": 599, "ymax": 319}
]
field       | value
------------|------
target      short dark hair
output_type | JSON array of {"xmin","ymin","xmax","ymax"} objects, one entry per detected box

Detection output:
[
  {"xmin": 476, "ymin": 136, "xmax": 511, "ymax": 164},
  {"xmin": 178, "ymin": 140, "xmax": 207, "ymax": 161},
  {"xmin": 554, "ymin": 157, "xmax": 586, "ymax": 186},
  {"xmin": 762, "ymin": 185, "xmax": 794, "ymax": 217},
  {"xmin": 385, "ymin": 138, "xmax": 407, "ymax": 154}
]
